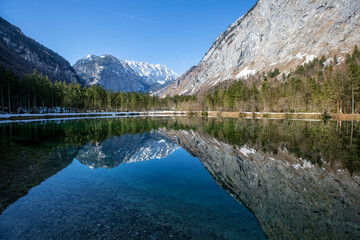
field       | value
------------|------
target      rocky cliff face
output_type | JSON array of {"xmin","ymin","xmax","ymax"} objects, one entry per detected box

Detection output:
[
  {"xmin": 159, "ymin": 0, "xmax": 360, "ymax": 96},
  {"xmin": 0, "ymin": 17, "xmax": 81, "ymax": 84},
  {"xmin": 75, "ymin": 131, "xmax": 179, "ymax": 169},
  {"xmin": 73, "ymin": 54, "xmax": 178, "ymax": 93},
  {"xmin": 161, "ymin": 129, "xmax": 360, "ymax": 240}
]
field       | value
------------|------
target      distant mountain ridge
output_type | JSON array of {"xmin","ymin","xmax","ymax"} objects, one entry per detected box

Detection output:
[
  {"xmin": 158, "ymin": 0, "xmax": 360, "ymax": 96},
  {"xmin": 73, "ymin": 54, "xmax": 178, "ymax": 93},
  {"xmin": 0, "ymin": 17, "xmax": 81, "ymax": 84}
]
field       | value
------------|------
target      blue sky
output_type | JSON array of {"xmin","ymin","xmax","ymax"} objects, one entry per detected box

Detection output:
[{"xmin": 0, "ymin": 0, "xmax": 257, "ymax": 75}]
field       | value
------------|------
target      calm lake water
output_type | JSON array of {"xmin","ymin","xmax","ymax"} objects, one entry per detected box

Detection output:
[{"xmin": 0, "ymin": 117, "xmax": 359, "ymax": 240}]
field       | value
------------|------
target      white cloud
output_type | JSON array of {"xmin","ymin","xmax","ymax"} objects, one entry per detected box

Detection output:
[{"xmin": 116, "ymin": 13, "xmax": 155, "ymax": 23}]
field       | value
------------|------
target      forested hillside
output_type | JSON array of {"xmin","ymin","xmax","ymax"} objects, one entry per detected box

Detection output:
[
  {"xmin": 0, "ymin": 68, "xmax": 194, "ymax": 113},
  {"xmin": 202, "ymin": 46, "xmax": 360, "ymax": 114}
]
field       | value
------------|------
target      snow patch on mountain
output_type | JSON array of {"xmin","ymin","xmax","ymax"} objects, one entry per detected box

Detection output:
[{"xmin": 237, "ymin": 67, "xmax": 257, "ymax": 79}]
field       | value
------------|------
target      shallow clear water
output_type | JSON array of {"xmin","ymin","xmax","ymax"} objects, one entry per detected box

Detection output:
[
  {"xmin": 0, "ymin": 117, "xmax": 359, "ymax": 240},
  {"xmin": 0, "ymin": 118, "xmax": 266, "ymax": 240}
]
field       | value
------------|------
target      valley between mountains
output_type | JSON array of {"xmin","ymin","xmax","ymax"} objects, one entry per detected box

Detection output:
[
  {"xmin": 1, "ymin": 1, "xmax": 360, "ymax": 239},
  {"xmin": 0, "ymin": 0, "xmax": 359, "ymax": 117}
]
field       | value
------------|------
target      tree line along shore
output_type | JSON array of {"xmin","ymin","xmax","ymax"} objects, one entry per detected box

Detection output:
[{"xmin": 0, "ymin": 46, "xmax": 359, "ymax": 117}]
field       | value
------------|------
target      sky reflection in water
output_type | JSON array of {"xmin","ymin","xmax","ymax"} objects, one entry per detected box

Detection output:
[{"xmin": 0, "ymin": 117, "xmax": 359, "ymax": 240}]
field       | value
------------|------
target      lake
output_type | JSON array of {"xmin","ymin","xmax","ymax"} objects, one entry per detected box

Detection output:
[{"xmin": 0, "ymin": 117, "xmax": 359, "ymax": 240}]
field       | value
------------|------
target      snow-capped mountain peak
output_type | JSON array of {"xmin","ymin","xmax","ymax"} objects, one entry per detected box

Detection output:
[
  {"xmin": 73, "ymin": 54, "xmax": 146, "ymax": 92},
  {"xmin": 73, "ymin": 54, "xmax": 178, "ymax": 92},
  {"xmin": 124, "ymin": 60, "xmax": 179, "ymax": 86},
  {"xmin": 85, "ymin": 54, "xmax": 96, "ymax": 59}
]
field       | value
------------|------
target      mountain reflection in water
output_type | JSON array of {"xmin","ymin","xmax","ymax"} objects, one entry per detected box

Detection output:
[
  {"xmin": 76, "ymin": 132, "xmax": 179, "ymax": 169},
  {"xmin": 0, "ymin": 117, "xmax": 359, "ymax": 240}
]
